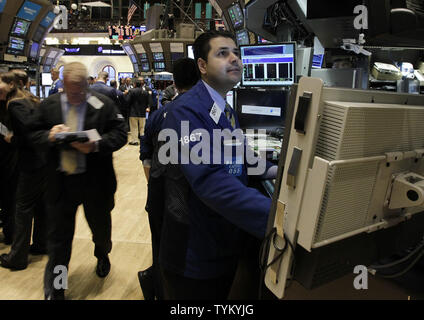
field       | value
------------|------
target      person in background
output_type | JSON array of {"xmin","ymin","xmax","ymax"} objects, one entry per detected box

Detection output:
[
  {"xmin": 29, "ymin": 62, "xmax": 127, "ymax": 300},
  {"xmin": 48, "ymin": 68, "xmax": 63, "ymax": 96},
  {"xmin": 125, "ymin": 77, "xmax": 152, "ymax": 146},
  {"xmin": 90, "ymin": 71, "xmax": 120, "ymax": 106},
  {"xmin": 0, "ymin": 71, "xmax": 48, "ymax": 270},
  {"xmin": 110, "ymin": 79, "xmax": 128, "ymax": 131},
  {"xmin": 138, "ymin": 58, "xmax": 199, "ymax": 300},
  {"xmin": 87, "ymin": 76, "xmax": 95, "ymax": 86},
  {"xmin": 160, "ymin": 83, "xmax": 177, "ymax": 106}
]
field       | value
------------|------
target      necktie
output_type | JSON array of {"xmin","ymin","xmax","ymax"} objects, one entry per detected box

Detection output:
[
  {"xmin": 61, "ymin": 106, "xmax": 78, "ymax": 174},
  {"xmin": 224, "ymin": 103, "xmax": 236, "ymax": 129}
]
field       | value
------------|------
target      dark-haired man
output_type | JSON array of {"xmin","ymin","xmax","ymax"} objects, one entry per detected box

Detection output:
[
  {"xmin": 138, "ymin": 58, "xmax": 199, "ymax": 300},
  {"xmin": 158, "ymin": 31, "xmax": 275, "ymax": 299}
]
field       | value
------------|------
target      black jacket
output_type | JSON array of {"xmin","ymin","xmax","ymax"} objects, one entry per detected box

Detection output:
[
  {"xmin": 90, "ymin": 81, "xmax": 120, "ymax": 106},
  {"xmin": 125, "ymin": 87, "xmax": 152, "ymax": 117},
  {"xmin": 28, "ymin": 90, "xmax": 127, "ymax": 203},
  {"xmin": 7, "ymin": 98, "xmax": 46, "ymax": 173}
]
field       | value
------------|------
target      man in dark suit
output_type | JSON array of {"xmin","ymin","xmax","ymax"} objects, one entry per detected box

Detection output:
[
  {"xmin": 125, "ymin": 77, "xmax": 152, "ymax": 145},
  {"xmin": 90, "ymin": 71, "xmax": 120, "ymax": 106},
  {"xmin": 29, "ymin": 62, "xmax": 127, "ymax": 300}
]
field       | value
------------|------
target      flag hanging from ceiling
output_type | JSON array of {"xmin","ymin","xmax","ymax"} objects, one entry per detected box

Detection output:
[{"xmin": 127, "ymin": 0, "xmax": 139, "ymax": 24}]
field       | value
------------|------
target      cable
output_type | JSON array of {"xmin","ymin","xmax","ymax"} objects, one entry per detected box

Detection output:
[
  {"xmin": 369, "ymin": 237, "xmax": 424, "ymax": 270},
  {"xmin": 371, "ymin": 248, "xmax": 424, "ymax": 279}
]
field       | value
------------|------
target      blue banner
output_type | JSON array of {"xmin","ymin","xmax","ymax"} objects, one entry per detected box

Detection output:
[
  {"xmin": 0, "ymin": 0, "xmax": 6, "ymax": 13},
  {"xmin": 17, "ymin": 1, "xmax": 42, "ymax": 21},
  {"xmin": 40, "ymin": 11, "xmax": 56, "ymax": 28}
]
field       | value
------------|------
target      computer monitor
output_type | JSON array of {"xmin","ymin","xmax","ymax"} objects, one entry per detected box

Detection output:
[
  {"xmin": 133, "ymin": 63, "xmax": 139, "ymax": 73},
  {"xmin": 240, "ymin": 43, "xmax": 296, "ymax": 87},
  {"xmin": 141, "ymin": 63, "xmax": 150, "ymax": 72},
  {"xmin": 187, "ymin": 45, "xmax": 194, "ymax": 59},
  {"xmin": 153, "ymin": 52, "xmax": 164, "ymax": 61},
  {"xmin": 139, "ymin": 53, "xmax": 148, "ymax": 61},
  {"xmin": 265, "ymin": 77, "xmax": 424, "ymax": 299},
  {"xmin": 227, "ymin": 2, "xmax": 244, "ymax": 30},
  {"xmin": 17, "ymin": 1, "xmax": 42, "ymax": 21},
  {"xmin": 7, "ymin": 37, "xmax": 25, "ymax": 56},
  {"xmin": 10, "ymin": 18, "xmax": 31, "ymax": 38},
  {"xmin": 122, "ymin": 44, "xmax": 134, "ymax": 56},
  {"xmin": 30, "ymin": 86, "xmax": 37, "ymax": 96},
  {"xmin": 41, "ymin": 73, "xmax": 52, "ymax": 86},
  {"xmin": 312, "ymin": 54, "xmax": 324, "ymax": 69},
  {"xmin": 32, "ymin": 26, "xmax": 46, "ymax": 43},
  {"xmin": 153, "ymin": 62, "xmax": 166, "ymax": 72},
  {"xmin": 129, "ymin": 54, "xmax": 137, "ymax": 64},
  {"xmin": 44, "ymin": 86, "xmax": 50, "ymax": 98},
  {"xmin": 29, "ymin": 42, "xmax": 39, "ymax": 59},
  {"xmin": 44, "ymin": 57, "xmax": 53, "ymax": 66},
  {"xmin": 235, "ymin": 88, "xmax": 288, "ymax": 132},
  {"xmin": 118, "ymin": 72, "xmax": 133, "ymax": 79},
  {"xmin": 236, "ymin": 29, "xmax": 250, "ymax": 46}
]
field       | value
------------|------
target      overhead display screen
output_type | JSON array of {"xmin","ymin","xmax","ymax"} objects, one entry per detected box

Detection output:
[
  {"xmin": 17, "ymin": 1, "xmax": 42, "ymax": 21},
  {"xmin": 40, "ymin": 12, "xmax": 57, "ymax": 28},
  {"xmin": 32, "ymin": 26, "xmax": 46, "ymax": 43},
  {"xmin": 11, "ymin": 18, "xmax": 31, "ymax": 38},
  {"xmin": 236, "ymin": 29, "xmax": 250, "ymax": 46},
  {"xmin": 227, "ymin": 3, "xmax": 244, "ymax": 29},
  {"xmin": 30, "ymin": 42, "xmax": 39, "ymax": 58},
  {"xmin": 7, "ymin": 37, "xmax": 25, "ymax": 55}
]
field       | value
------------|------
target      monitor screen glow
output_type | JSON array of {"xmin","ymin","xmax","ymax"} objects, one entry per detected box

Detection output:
[
  {"xmin": 7, "ymin": 37, "xmax": 25, "ymax": 55},
  {"xmin": 228, "ymin": 3, "xmax": 244, "ymax": 29},
  {"xmin": 153, "ymin": 52, "xmax": 164, "ymax": 61},
  {"xmin": 236, "ymin": 29, "xmax": 250, "ymax": 46},
  {"xmin": 30, "ymin": 42, "xmax": 39, "ymax": 58},
  {"xmin": 11, "ymin": 18, "xmax": 31, "ymax": 38},
  {"xmin": 241, "ymin": 43, "xmax": 296, "ymax": 87},
  {"xmin": 41, "ymin": 73, "xmax": 53, "ymax": 86},
  {"xmin": 312, "ymin": 54, "xmax": 324, "ymax": 69},
  {"xmin": 187, "ymin": 45, "xmax": 194, "ymax": 59}
]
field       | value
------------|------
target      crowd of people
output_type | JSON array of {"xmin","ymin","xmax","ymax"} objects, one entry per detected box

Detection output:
[{"xmin": 0, "ymin": 30, "xmax": 275, "ymax": 300}]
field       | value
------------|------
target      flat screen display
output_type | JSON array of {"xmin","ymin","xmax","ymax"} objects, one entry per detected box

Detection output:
[
  {"xmin": 41, "ymin": 73, "xmax": 53, "ymax": 86},
  {"xmin": 154, "ymin": 62, "xmax": 166, "ymax": 71},
  {"xmin": 44, "ymin": 57, "xmax": 53, "ymax": 66},
  {"xmin": 133, "ymin": 63, "xmax": 139, "ymax": 73},
  {"xmin": 129, "ymin": 55, "xmax": 137, "ymax": 63},
  {"xmin": 122, "ymin": 44, "xmax": 134, "ymax": 55},
  {"xmin": 235, "ymin": 88, "xmax": 289, "ymax": 131},
  {"xmin": 11, "ymin": 18, "xmax": 31, "ymax": 38},
  {"xmin": 228, "ymin": 3, "xmax": 244, "ymax": 29},
  {"xmin": 17, "ymin": 1, "xmax": 42, "ymax": 21},
  {"xmin": 7, "ymin": 37, "xmax": 25, "ymax": 55},
  {"xmin": 236, "ymin": 29, "xmax": 250, "ymax": 46},
  {"xmin": 153, "ymin": 52, "xmax": 164, "ymax": 61},
  {"xmin": 240, "ymin": 43, "xmax": 296, "ymax": 87},
  {"xmin": 312, "ymin": 54, "xmax": 324, "ymax": 68},
  {"xmin": 30, "ymin": 42, "xmax": 39, "ymax": 58},
  {"xmin": 118, "ymin": 72, "xmax": 133, "ymax": 79},
  {"xmin": 33, "ymin": 26, "xmax": 46, "ymax": 43},
  {"xmin": 30, "ymin": 86, "xmax": 37, "ymax": 96},
  {"xmin": 141, "ymin": 63, "xmax": 150, "ymax": 72},
  {"xmin": 139, "ymin": 53, "xmax": 148, "ymax": 60}
]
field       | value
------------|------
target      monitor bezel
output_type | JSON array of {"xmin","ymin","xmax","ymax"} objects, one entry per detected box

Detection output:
[
  {"xmin": 239, "ymin": 42, "xmax": 297, "ymax": 88},
  {"xmin": 6, "ymin": 36, "xmax": 26, "ymax": 56},
  {"xmin": 10, "ymin": 17, "xmax": 32, "ymax": 38},
  {"xmin": 227, "ymin": 2, "xmax": 244, "ymax": 30}
]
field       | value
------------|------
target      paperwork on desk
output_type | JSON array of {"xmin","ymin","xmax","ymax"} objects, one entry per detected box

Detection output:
[{"xmin": 245, "ymin": 135, "xmax": 282, "ymax": 161}]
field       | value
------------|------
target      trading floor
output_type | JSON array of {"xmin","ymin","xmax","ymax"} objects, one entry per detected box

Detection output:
[{"xmin": 0, "ymin": 143, "xmax": 151, "ymax": 300}]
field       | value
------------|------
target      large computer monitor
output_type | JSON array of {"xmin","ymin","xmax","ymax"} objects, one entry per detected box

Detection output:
[
  {"xmin": 235, "ymin": 88, "xmax": 289, "ymax": 132},
  {"xmin": 240, "ymin": 43, "xmax": 296, "ymax": 87},
  {"xmin": 29, "ymin": 42, "xmax": 40, "ymax": 59},
  {"xmin": 133, "ymin": 63, "xmax": 140, "ymax": 73},
  {"xmin": 10, "ymin": 18, "xmax": 31, "ymax": 38},
  {"xmin": 141, "ymin": 63, "xmax": 150, "ymax": 72},
  {"xmin": 265, "ymin": 77, "xmax": 424, "ymax": 299},
  {"xmin": 153, "ymin": 62, "xmax": 166, "ymax": 72},
  {"xmin": 227, "ymin": 2, "xmax": 244, "ymax": 30},
  {"xmin": 153, "ymin": 52, "xmax": 164, "ymax": 61},
  {"xmin": 7, "ymin": 37, "xmax": 25, "ymax": 56},
  {"xmin": 129, "ymin": 54, "xmax": 137, "ymax": 64}
]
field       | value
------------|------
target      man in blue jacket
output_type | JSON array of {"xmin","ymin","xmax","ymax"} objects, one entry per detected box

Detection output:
[
  {"xmin": 48, "ymin": 68, "xmax": 63, "ymax": 96},
  {"xmin": 159, "ymin": 30, "xmax": 275, "ymax": 299}
]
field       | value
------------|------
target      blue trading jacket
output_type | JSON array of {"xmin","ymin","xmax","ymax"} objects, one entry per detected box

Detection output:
[{"xmin": 160, "ymin": 80, "xmax": 271, "ymax": 279}]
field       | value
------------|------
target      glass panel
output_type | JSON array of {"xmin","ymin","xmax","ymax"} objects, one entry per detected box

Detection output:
[{"xmin": 195, "ymin": 3, "xmax": 201, "ymax": 19}]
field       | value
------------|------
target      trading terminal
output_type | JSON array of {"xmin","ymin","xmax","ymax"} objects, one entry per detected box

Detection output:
[{"xmin": 0, "ymin": 0, "xmax": 423, "ymax": 302}]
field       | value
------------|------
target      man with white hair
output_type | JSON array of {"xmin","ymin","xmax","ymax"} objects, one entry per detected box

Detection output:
[{"xmin": 29, "ymin": 62, "xmax": 127, "ymax": 300}]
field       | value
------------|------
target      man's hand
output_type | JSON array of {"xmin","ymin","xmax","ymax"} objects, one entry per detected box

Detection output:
[
  {"xmin": 70, "ymin": 141, "xmax": 95, "ymax": 154},
  {"xmin": 48, "ymin": 124, "xmax": 69, "ymax": 142},
  {"xmin": 4, "ymin": 133, "xmax": 13, "ymax": 143}
]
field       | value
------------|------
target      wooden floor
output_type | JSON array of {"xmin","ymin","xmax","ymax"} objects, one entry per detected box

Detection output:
[{"xmin": 0, "ymin": 142, "xmax": 152, "ymax": 300}]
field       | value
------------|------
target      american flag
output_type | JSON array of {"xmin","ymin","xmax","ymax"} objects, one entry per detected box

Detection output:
[{"xmin": 127, "ymin": 0, "xmax": 139, "ymax": 24}]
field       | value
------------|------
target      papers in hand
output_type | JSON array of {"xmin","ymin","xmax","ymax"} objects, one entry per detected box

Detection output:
[
  {"xmin": 0, "ymin": 122, "xmax": 12, "ymax": 137},
  {"xmin": 55, "ymin": 129, "xmax": 101, "ymax": 143}
]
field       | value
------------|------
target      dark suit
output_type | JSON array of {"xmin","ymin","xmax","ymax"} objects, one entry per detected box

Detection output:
[
  {"xmin": 126, "ymin": 86, "xmax": 152, "ymax": 143},
  {"xmin": 29, "ymin": 90, "xmax": 127, "ymax": 297},
  {"xmin": 90, "ymin": 81, "xmax": 120, "ymax": 106},
  {"xmin": 48, "ymin": 79, "xmax": 63, "ymax": 96}
]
